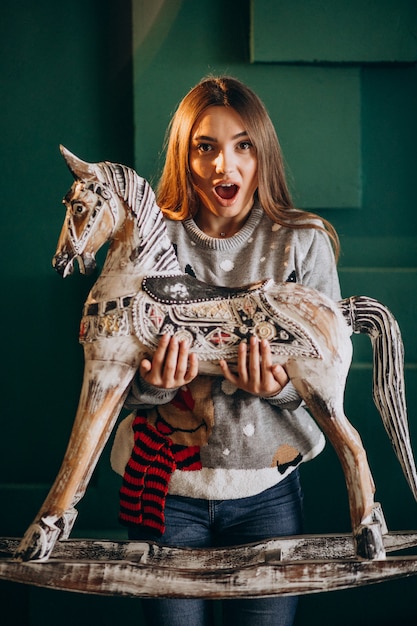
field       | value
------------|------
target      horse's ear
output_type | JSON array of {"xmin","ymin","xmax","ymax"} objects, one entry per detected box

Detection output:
[{"xmin": 59, "ymin": 145, "xmax": 100, "ymax": 181}]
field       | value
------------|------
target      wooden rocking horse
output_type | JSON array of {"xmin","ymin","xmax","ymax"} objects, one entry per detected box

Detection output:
[{"xmin": 4, "ymin": 146, "xmax": 417, "ymax": 597}]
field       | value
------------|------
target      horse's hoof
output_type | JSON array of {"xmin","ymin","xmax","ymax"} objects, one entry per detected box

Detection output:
[
  {"xmin": 61, "ymin": 507, "xmax": 78, "ymax": 540},
  {"xmin": 370, "ymin": 502, "xmax": 388, "ymax": 535},
  {"xmin": 13, "ymin": 516, "xmax": 63, "ymax": 562},
  {"xmin": 354, "ymin": 523, "xmax": 386, "ymax": 560}
]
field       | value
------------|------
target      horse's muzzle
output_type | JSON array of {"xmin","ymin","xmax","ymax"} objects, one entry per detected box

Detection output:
[
  {"xmin": 52, "ymin": 252, "xmax": 73, "ymax": 277},
  {"xmin": 52, "ymin": 252, "xmax": 97, "ymax": 277}
]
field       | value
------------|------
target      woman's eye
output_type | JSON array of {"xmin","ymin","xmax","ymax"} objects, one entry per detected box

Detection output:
[
  {"xmin": 238, "ymin": 141, "xmax": 252, "ymax": 150},
  {"xmin": 197, "ymin": 143, "xmax": 213, "ymax": 153}
]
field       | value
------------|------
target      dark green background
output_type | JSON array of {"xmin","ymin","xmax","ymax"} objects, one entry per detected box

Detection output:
[{"xmin": 1, "ymin": 1, "xmax": 416, "ymax": 624}]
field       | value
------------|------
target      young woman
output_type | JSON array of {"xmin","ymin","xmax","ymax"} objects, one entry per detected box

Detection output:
[{"xmin": 111, "ymin": 76, "xmax": 341, "ymax": 625}]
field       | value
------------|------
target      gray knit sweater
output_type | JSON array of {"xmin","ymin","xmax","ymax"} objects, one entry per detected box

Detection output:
[{"xmin": 111, "ymin": 202, "xmax": 341, "ymax": 500}]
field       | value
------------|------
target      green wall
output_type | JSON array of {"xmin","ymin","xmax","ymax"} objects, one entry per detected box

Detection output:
[
  {"xmin": 0, "ymin": 1, "xmax": 139, "ymax": 623},
  {"xmin": 1, "ymin": 1, "xmax": 416, "ymax": 624}
]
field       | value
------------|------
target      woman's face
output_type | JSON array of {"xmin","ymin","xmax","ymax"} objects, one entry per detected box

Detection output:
[{"xmin": 189, "ymin": 106, "xmax": 258, "ymax": 226}]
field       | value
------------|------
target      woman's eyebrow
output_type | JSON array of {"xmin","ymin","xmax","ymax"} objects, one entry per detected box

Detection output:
[
  {"xmin": 193, "ymin": 131, "xmax": 249, "ymax": 142},
  {"xmin": 193, "ymin": 134, "xmax": 217, "ymax": 142}
]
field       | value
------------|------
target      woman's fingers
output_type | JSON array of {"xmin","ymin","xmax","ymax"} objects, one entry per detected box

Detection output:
[
  {"xmin": 143, "ymin": 334, "xmax": 289, "ymax": 395},
  {"xmin": 220, "ymin": 337, "xmax": 289, "ymax": 397},
  {"xmin": 140, "ymin": 334, "xmax": 199, "ymax": 388}
]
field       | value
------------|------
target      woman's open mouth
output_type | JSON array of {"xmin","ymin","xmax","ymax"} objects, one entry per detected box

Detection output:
[{"xmin": 214, "ymin": 183, "xmax": 239, "ymax": 202}]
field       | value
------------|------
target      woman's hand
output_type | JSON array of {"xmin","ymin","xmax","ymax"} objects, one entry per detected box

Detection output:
[
  {"xmin": 219, "ymin": 337, "xmax": 289, "ymax": 397},
  {"xmin": 139, "ymin": 334, "xmax": 199, "ymax": 389}
]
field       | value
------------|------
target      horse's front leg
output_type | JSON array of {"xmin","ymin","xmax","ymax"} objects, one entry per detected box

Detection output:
[{"xmin": 14, "ymin": 355, "xmax": 137, "ymax": 562}]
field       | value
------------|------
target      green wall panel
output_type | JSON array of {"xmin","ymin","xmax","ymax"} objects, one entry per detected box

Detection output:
[
  {"xmin": 261, "ymin": 68, "xmax": 362, "ymax": 210},
  {"xmin": 339, "ymin": 268, "xmax": 417, "ymax": 362},
  {"xmin": 1, "ymin": 0, "xmax": 133, "ymax": 536},
  {"xmin": 1, "ymin": 0, "xmax": 137, "ymax": 623},
  {"xmin": 134, "ymin": 15, "xmax": 363, "ymax": 209},
  {"xmin": 340, "ymin": 236, "xmax": 417, "ymax": 267},
  {"xmin": 251, "ymin": 0, "xmax": 417, "ymax": 63}
]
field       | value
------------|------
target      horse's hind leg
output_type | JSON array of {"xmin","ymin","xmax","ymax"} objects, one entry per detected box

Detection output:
[
  {"xmin": 14, "ymin": 358, "xmax": 137, "ymax": 562},
  {"xmin": 302, "ymin": 383, "xmax": 386, "ymax": 560}
]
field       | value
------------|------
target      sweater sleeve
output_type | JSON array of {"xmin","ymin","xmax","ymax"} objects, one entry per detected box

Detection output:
[
  {"xmin": 261, "ymin": 381, "xmax": 302, "ymax": 411},
  {"xmin": 264, "ymin": 227, "xmax": 341, "ymax": 411},
  {"xmin": 300, "ymin": 228, "xmax": 341, "ymax": 301},
  {"xmin": 124, "ymin": 373, "xmax": 179, "ymax": 410}
]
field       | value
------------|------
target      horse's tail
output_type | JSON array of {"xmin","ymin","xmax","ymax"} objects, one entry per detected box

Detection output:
[{"xmin": 339, "ymin": 295, "xmax": 417, "ymax": 501}]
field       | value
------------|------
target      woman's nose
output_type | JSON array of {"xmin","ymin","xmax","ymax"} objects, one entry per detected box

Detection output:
[{"xmin": 215, "ymin": 151, "xmax": 234, "ymax": 174}]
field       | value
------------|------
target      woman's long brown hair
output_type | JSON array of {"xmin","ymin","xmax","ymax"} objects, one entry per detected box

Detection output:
[{"xmin": 157, "ymin": 76, "xmax": 340, "ymax": 260}]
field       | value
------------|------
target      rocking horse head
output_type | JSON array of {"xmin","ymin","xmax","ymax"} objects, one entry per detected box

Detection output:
[
  {"xmin": 53, "ymin": 146, "xmax": 180, "ymax": 279},
  {"xmin": 52, "ymin": 146, "xmax": 128, "ymax": 277}
]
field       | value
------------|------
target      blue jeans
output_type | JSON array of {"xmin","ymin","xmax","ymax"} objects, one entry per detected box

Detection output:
[{"xmin": 128, "ymin": 469, "xmax": 303, "ymax": 626}]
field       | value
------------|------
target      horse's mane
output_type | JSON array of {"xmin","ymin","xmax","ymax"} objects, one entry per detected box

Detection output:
[
  {"xmin": 96, "ymin": 162, "xmax": 146, "ymax": 217},
  {"xmin": 91, "ymin": 160, "xmax": 180, "ymax": 274}
]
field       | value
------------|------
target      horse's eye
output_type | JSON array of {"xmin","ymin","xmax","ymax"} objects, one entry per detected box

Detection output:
[{"xmin": 72, "ymin": 203, "xmax": 84, "ymax": 215}]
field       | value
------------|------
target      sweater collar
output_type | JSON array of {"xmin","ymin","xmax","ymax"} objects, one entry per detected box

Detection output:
[{"xmin": 182, "ymin": 201, "xmax": 265, "ymax": 250}]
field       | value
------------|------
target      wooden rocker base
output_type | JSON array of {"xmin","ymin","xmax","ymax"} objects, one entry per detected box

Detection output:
[{"xmin": 1, "ymin": 532, "xmax": 417, "ymax": 599}]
